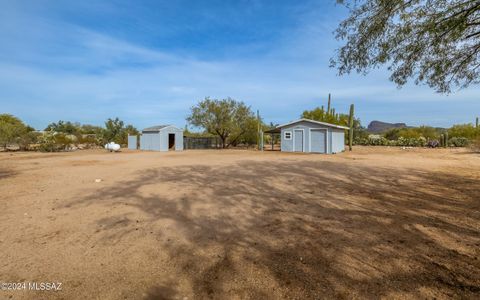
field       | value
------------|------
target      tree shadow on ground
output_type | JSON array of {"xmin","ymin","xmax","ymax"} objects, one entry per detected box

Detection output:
[
  {"xmin": 68, "ymin": 160, "xmax": 480, "ymax": 299},
  {"xmin": 0, "ymin": 168, "xmax": 15, "ymax": 180}
]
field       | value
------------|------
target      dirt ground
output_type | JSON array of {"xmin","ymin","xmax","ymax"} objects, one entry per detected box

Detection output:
[{"xmin": 0, "ymin": 147, "xmax": 479, "ymax": 299}]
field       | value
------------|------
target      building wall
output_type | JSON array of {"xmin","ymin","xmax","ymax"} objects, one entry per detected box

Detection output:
[
  {"xmin": 280, "ymin": 121, "xmax": 345, "ymax": 154},
  {"xmin": 127, "ymin": 135, "xmax": 138, "ymax": 150},
  {"xmin": 140, "ymin": 132, "xmax": 161, "ymax": 151},
  {"xmin": 141, "ymin": 126, "xmax": 184, "ymax": 151}
]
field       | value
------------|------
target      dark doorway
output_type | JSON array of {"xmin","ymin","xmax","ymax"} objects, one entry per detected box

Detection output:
[{"xmin": 168, "ymin": 133, "xmax": 175, "ymax": 150}]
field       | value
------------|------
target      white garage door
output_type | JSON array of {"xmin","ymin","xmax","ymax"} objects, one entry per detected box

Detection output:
[{"xmin": 310, "ymin": 129, "xmax": 326, "ymax": 153}]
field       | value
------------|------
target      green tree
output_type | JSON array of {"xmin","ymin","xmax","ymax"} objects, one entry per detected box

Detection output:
[
  {"xmin": 385, "ymin": 126, "xmax": 441, "ymax": 140},
  {"xmin": 398, "ymin": 129, "xmax": 422, "ymax": 139},
  {"xmin": 0, "ymin": 114, "xmax": 33, "ymax": 148},
  {"xmin": 120, "ymin": 124, "xmax": 139, "ymax": 145},
  {"xmin": 103, "ymin": 118, "xmax": 124, "ymax": 144},
  {"xmin": 103, "ymin": 118, "xmax": 138, "ymax": 145},
  {"xmin": 45, "ymin": 120, "xmax": 80, "ymax": 135},
  {"xmin": 187, "ymin": 97, "xmax": 257, "ymax": 148},
  {"xmin": 235, "ymin": 115, "xmax": 261, "ymax": 147},
  {"xmin": 414, "ymin": 126, "xmax": 440, "ymax": 140},
  {"xmin": 301, "ymin": 108, "xmax": 362, "ymax": 130},
  {"xmin": 448, "ymin": 124, "xmax": 479, "ymax": 139},
  {"xmin": 332, "ymin": 0, "xmax": 480, "ymax": 93},
  {"xmin": 79, "ymin": 124, "xmax": 104, "ymax": 135}
]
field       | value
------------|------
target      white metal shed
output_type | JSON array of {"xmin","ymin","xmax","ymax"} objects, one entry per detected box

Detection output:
[{"xmin": 139, "ymin": 125, "xmax": 183, "ymax": 151}]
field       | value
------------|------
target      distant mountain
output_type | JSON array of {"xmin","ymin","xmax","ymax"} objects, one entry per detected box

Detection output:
[{"xmin": 367, "ymin": 121, "xmax": 407, "ymax": 133}]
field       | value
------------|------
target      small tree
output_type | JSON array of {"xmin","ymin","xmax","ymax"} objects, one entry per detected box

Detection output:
[
  {"xmin": 187, "ymin": 97, "xmax": 257, "ymax": 148},
  {"xmin": 301, "ymin": 94, "xmax": 361, "ymax": 129},
  {"xmin": 103, "ymin": 118, "xmax": 124, "ymax": 144},
  {"xmin": 120, "ymin": 124, "xmax": 139, "ymax": 145},
  {"xmin": 79, "ymin": 124, "xmax": 104, "ymax": 135},
  {"xmin": 235, "ymin": 116, "xmax": 259, "ymax": 147},
  {"xmin": 45, "ymin": 120, "xmax": 80, "ymax": 135},
  {"xmin": 0, "ymin": 114, "xmax": 33, "ymax": 148},
  {"xmin": 470, "ymin": 136, "xmax": 480, "ymax": 152},
  {"xmin": 102, "ymin": 118, "xmax": 138, "ymax": 145},
  {"xmin": 448, "ymin": 124, "xmax": 479, "ymax": 140}
]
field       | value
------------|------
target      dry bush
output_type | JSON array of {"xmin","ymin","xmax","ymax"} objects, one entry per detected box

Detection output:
[{"xmin": 470, "ymin": 137, "xmax": 480, "ymax": 153}]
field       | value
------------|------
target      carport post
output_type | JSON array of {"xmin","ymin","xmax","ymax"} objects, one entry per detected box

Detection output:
[{"xmin": 260, "ymin": 131, "xmax": 264, "ymax": 151}]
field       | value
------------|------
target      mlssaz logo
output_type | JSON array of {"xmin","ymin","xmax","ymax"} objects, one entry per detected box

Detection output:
[{"xmin": 28, "ymin": 282, "xmax": 62, "ymax": 291}]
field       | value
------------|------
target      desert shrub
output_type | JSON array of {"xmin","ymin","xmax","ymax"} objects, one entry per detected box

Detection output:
[
  {"xmin": 385, "ymin": 126, "xmax": 440, "ymax": 140},
  {"xmin": 38, "ymin": 132, "xmax": 75, "ymax": 152},
  {"xmin": 355, "ymin": 126, "xmax": 477, "ymax": 148},
  {"xmin": 384, "ymin": 128, "xmax": 402, "ymax": 140},
  {"xmin": 354, "ymin": 135, "xmax": 428, "ymax": 147},
  {"xmin": 396, "ymin": 136, "xmax": 427, "ymax": 147},
  {"xmin": 448, "ymin": 124, "xmax": 479, "ymax": 140},
  {"xmin": 470, "ymin": 137, "xmax": 480, "ymax": 153},
  {"xmin": 413, "ymin": 126, "xmax": 440, "ymax": 140},
  {"xmin": 398, "ymin": 129, "xmax": 422, "ymax": 139},
  {"xmin": 354, "ymin": 127, "xmax": 370, "ymax": 140},
  {"xmin": 77, "ymin": 134, "xmax": 103, "ymax": 146},
  {"xmin": 353, "ymin": 137, "xmax": 367, "ymax": 145},
  {"xmin": 0, "ymin": 114, "xmax": 34, "ymax": 148},
  {"xmin": 449, "ymin": 137, "xmax": 469, "ymax": 147},
  {"xmin": 17, "ymin": 131, "xmax": 41, "ymax": 150},
  {"xmin": 38, "ymin": 131, "xmax": 56, "ymax": 152},
  {"xmin": 45, "ymin": 120, "xmax": 80, "ymax": 135},
  {"xmin": 367, "ymin": 134, "xmax": 389, "ymax": 146},
  {"xmin": 383, "ymin": 126, "xmax": 439, "ymax": 145}
]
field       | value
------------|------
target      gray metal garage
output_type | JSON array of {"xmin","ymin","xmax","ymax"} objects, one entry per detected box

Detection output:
[
  {"xmin": 265, "ymin": 118, "xmax": 348, "ymax": 154},
  {"xmin": 137, "ymin": 125, "xmax": 184, "ymax": 151}
]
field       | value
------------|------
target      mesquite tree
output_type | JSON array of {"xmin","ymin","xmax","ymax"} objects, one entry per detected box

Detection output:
[
  {"xmin": 187, "ymin": 97, "xmax": 257, "ymax": 148},
  {"xmin": 0, "ymin": 114, "xmax": 34, "ymax": 148},
  {"xmin": 332, "ymin": 0, "xmax": 480, "ymax": 93}
]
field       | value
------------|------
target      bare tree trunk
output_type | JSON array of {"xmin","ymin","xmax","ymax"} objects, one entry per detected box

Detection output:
[{"xmin": 221, "ymin": 136, "xmax": 226, "ymax": 148}]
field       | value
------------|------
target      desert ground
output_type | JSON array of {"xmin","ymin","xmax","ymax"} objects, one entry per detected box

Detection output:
[{"xmin": 0, "ymin": 147, "xmax": 479, "ymax": 299}]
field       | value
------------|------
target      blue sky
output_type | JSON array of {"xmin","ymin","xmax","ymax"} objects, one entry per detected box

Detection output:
[{"xmin": 0, "ymin": 0, "xmax": 479, "ymax": 130}]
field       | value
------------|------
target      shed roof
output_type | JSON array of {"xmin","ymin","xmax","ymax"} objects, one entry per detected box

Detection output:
[
  {"xmin": 142, "ymin": 125, "xmax": 173, "ymax": 132},
  {"xmin": 265, "ymin": 118, "xmax": 349, "ymax": 133}
]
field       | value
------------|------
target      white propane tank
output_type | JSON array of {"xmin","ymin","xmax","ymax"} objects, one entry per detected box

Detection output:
[{"xmin": 105, "ymin": 142, "xmax": 121, "ymax": 152}]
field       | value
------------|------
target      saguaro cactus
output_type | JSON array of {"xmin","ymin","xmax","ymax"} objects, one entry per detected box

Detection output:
[
  {"xmin": 257, "ymin": 110, "xmax": 260, "ymax": 150},
  {"xmin": 445, "ymin": 132, "xmax": 449, "ymax": 147},
  {"xmin": 348, "ymin": 104, "xmax": 354, "ymax": 151},
  {"xmin": 476, "ymin": 117, "xmax": 479, "ymax": 128},
  {"xmin": 327, "ymin": 93, "xmax": 331, "ymax": 115}
]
